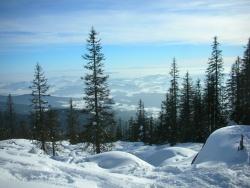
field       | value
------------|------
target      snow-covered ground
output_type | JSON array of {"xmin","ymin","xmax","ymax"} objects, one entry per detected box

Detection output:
[{"xmin": 0, "ymin": 125, "xmax": 250, "ymax": 188}]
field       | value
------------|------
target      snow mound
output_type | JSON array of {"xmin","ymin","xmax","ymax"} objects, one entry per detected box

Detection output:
[
  {"xmin": 143, "ymin": 147, "xmax": 196, "ymax": 166},
  {"xmin": 84, "ymin": 151, "xmax": 153, "ymax": 173},
  {"xmin": 194, "ymin": 125, "xmax": 250, "ymax": 165}
]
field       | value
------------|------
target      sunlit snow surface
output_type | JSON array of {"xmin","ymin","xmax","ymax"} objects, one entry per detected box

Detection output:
[{"xmin": 0, "ymin": 125, "xmax": 250, "ymax": 188}]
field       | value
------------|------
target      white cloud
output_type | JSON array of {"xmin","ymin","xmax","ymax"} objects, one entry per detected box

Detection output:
[
  {"xmin": 108, "ymin": 55, "xmax": 236, "ymax": 79},
  {"xmin": 0, "ymin": 0, "xmax": 249, "ymax": 46}
]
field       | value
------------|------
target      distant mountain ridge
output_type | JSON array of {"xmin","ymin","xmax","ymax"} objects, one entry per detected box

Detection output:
[{"xmin": 0, "ymin": 94, "xmax": 72, "ymax": 111}]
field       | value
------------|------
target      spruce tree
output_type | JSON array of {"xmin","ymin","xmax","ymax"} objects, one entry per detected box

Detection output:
[
  {"xmin": 5, "ymin": 94, "xmax": 15, "ymax": 138},
  {"xmin": 227, "ymin": 57, "xmax": 242, "ymax": 124},
  {"xmin": 128, "ymin": 117, "xmax": 136, "ymax": 141},
  {"xmin": 135, "ymin": 99, "xmax": 147, "ymax": 142},
  {"xmin": 240, "ymin": 39, "xmax": 250, "ymax": 124},
  {"xmin": 30, "ymin": 63, "xmax": 49, "ymax": 152},
  {"xmin": 148, "ymin": 116, "xmax": 154, "ymax": 145},
  {"xmin": 157, "ymin": 106, "xmax": 165, "ymax": 143},
  {"xmin": 67, "ymin": 98, "xmax": 79, "ymax": 144},
  {"xmin": 160, "ymin": 94, "xmax": 171, "ymax": 143},
  {"xmin": 116, "ymin": 118, "xmax": 123, "ymax": 141},
  {"xmin": 123, "ymin": 120, "xmax": 129, "ymax": 141},
  {"xmin": 168, "ymin": 58, "xmax": 179, "ymax": 145},
  {"xmin": 0, "ymin": 108, "xmax": 6, "ymax": 140},
  {"xmin": 46, "ymin": 107, "xmax": 59, "ymax": 156},
  {"xmin": 159, "ymin": 59, "xmax": 179, "ymax": 145},
  {"xmin": 179, "ymin": 72, "xmax": 193, "ymax": 142},
  {"xmin": 204, "ymin": 37, "xmax": 226, "ymax": 134},
  {"xmin": 192, "ymin": 79, "xmax": 206, "ymax": 142},
  {"xmin": 82, "ymin": 27, "xmax": 115, "ymax": 153}
]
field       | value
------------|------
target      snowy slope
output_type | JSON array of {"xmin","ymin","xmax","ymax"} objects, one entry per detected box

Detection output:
[
  {"xmin": 0, "ymin": 127, "xmax": 250, "ymax": 188},
  {"xmin": 0, "ymin": 140, "xmax": 154, "ymax": 188},
  {"xmin": 194, "ymin": 125, "xmax": 250, "ymax": 165}
]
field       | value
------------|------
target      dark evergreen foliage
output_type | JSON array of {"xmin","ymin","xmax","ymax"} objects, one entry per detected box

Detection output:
[
  {"xmin": 148, "ymin": 116, "xmax": 154, "ymax": 145},
  {"xmin": 135, "ymin": 99, "xmax": 148, "ymax": 142},
  {"xmin": 166, "ymin": 58, "xmax": 179, "ymax": 145},
  {"xmin": 5, "ymin": 94, "xmax": 16, "ymax": 138},
  {"xmin": 82, "ymin": 27, "xmax": 115, "ymax": 153},
  {"xmin": 46, "ymin": 107, "xmax": 60, "ymax": 156},
  {"xmin": 227, "ymin": 57, "xmax": 242, "ymax": 124},
  {"xmin": 179, "ymin": 72, "xmax": 193, "ymax": 142},
  {"xmin": 240, "ymin": 39, "xmax": 250, "ymax": 124},
  {"xmin": 116, "ymin": 118, "xmax": 123, "ymax": 141},
  {"xmin": 192, "ymin": 79, "xmax": 206, "ymax": 142},
  {"xmin": 160, "ymin": 94, "xmax": 171, "ymax": 143},
  {"xmin": 0, "ymin": 105, "xmax": 7, "ymax": 140},
  {"xmin": 30, "ymin": 63, "xmax": 50, "ymax": 151},
  {"xmin": 67, "ymin": 98, "xmax": 79, "ymax": 144},
  {"xmin": 156, "ymin": 106, "xmax": 166, "ymax": 143},
  {"xmin": 18, "ymin": 120, "xmax": 30, "ymax": 139},
  {"xmin": 128, "ymin": 117, "xmax": 137, "ymax": 141},
  {"xmin": 204, "ymin": 37, "xmax": 226, "ymax": 135}
]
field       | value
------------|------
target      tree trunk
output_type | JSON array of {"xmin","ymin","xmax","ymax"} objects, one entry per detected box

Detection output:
[{"xmin": 52, "ymin": 141, "xmax": 55, "ymax": 156}]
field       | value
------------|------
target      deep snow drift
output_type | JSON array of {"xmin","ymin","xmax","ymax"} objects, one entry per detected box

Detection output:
[
  {"xmin": 0, "ymin": 125, "xmax": 250, "ymax": 188},
  {"xmin": 194, "ymin": 125, "xmax": 250, "ymax": 164}
]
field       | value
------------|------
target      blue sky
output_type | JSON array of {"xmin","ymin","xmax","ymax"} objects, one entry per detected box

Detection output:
[{"xmin": 0, "ymin": 0, "xmax": 250, "ymax": 81}]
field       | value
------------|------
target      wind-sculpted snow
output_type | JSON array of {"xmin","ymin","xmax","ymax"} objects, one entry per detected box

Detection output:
[{"xmin": 0, "ymin": 126, "xmax": 250, "ymax": 188}]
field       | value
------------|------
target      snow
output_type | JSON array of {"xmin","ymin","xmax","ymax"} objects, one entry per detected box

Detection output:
[
  {"xmin": 0, "ymin": 125, "xmax": 250, "ymax": 187},
  {"xmin": 194, "ymin": 125, "xmax": 250, "ymax": 165},
  {"xmin": 83, "ymin": 151, "xmax": 153, "ymax": 173},
  {"xmin": 138, "ymin": 147, "xmax": 196, "ymax": 166}
]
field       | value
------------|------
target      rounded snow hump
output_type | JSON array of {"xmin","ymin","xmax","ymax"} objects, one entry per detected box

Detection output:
[{"xmin": 193, "ymin": 125, "xmax": 250, "ymax": 165}]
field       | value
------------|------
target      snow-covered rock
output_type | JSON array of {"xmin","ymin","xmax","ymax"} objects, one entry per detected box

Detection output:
[{"xmin": 194, "ymin": 125, "xmax": 250, "ymax": 165}]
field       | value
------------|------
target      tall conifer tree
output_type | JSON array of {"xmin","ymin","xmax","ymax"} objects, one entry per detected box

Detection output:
[
  {"xmin": 0, "ymin": 109, "xmax": 5, "ymax": 140},
  {"xmin": 116, "ymin": 118, "xmax": 123, "ymax": 141},
  {"xmin": 157, "ymin": 105, "xmax": 165, "ymax": 143},
  {"xmin": 204, "ymin": 37, "xmax": 226, "ymax": 134},
  {"xmin": 160, "ymin": 93, "xmax": 171, "ymax": 143},
  {"xmin": 148, "ymin": 116, "xmax": 154, "ymax": 145},
  {"xmin": 135, "ymin": 99, "xmax": 147, "ymax": 142},
  {"xmin": 193, "ymin": 79, "xmax": 206, "ymax": 142},
  {"xmin": 5, "ymin": 94, "xmax": 15, "ymax": 138},
  {"xmin": 128, "ymin": 117, "xmax": 136, "ymax": 141},
  {"xmin": 168, "ymin": 58, "xmax": 179, "ymax": 145},
  {"xmin": 46, "ymin": 107, "xmax": 59, "ymax": 156},
  {"xmin": 67, "ymin": 98, "xmax": 79, "ymax": 144},
  {"xmin": 240, "ymin": 39, "xmax": 250, "ymax": 124},
  {"xmin": 179, "ymin": 72, "xmax": 193, "ymax": 142},
  {"xmin": 82, "ymin": 27, "xmax": 115, "ymax": 153},
  {"xmin": 30, "ymin": 63, "xmax": 49, "ymax": 151},
  {"xmin": 227, "ymin": 57, "xmax": 242, "ymax": 124}
]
